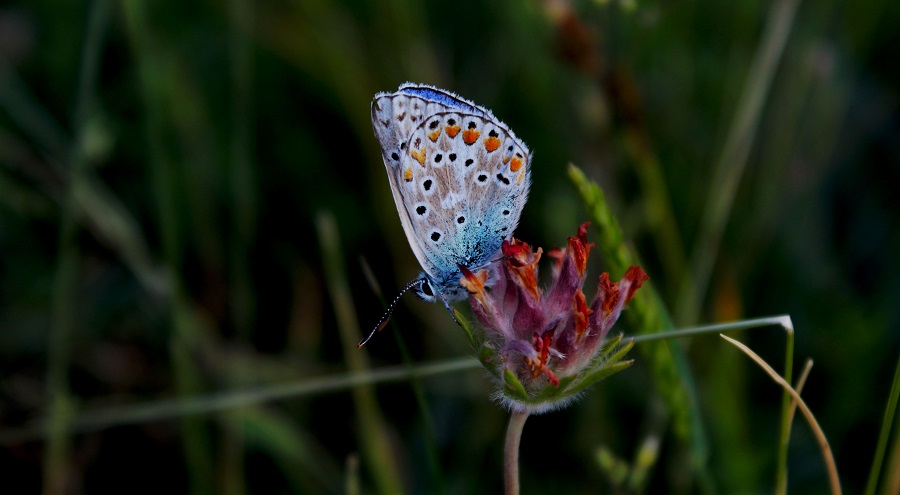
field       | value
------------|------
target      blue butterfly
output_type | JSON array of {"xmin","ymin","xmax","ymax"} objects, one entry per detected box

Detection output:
[{"xmin": 361, "ymin": 83, "xmax": 532, "ymax": 346}]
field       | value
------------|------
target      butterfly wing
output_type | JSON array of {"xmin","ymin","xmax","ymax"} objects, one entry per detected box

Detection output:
[{"xmin": 371, "ymin": 84, "xmax": 531, "ymax": 299}]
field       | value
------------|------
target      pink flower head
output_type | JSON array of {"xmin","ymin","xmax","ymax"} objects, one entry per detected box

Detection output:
[{"xmin": 459, "ymin": 223, "xmax": 648, "ymax": 413}]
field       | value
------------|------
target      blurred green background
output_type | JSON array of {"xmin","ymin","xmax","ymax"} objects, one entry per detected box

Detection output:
[{"xmin": 1, "ymin": 0, "xmax": 898, "ymax": 493}]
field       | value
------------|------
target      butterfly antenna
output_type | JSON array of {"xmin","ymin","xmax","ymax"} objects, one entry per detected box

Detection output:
[{"xmin": 358, "ymin": 278, "xmax": 422, "ymax": 348}]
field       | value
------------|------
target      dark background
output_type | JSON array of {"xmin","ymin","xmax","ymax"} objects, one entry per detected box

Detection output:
[{"xmin": 1, "ymin": 0, "xmax": 898, "ymax": 493}]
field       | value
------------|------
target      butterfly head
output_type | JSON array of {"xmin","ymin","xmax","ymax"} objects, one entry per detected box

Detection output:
[{"xmin": 413, "ymin": 277, "xmax": 438, "ymax": 302}]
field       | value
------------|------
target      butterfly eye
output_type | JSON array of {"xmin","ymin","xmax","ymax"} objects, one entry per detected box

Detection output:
[{"xmin": 420, "ymin": 280, "xmax": 434, "ymax": 298}]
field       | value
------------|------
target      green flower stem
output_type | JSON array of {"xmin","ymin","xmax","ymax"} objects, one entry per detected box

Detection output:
[{"xmin": 504, "ymin": 410, "xmax": 530, "ymax": 495}]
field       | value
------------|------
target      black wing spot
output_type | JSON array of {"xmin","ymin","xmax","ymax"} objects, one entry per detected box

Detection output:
[
  {"xmin": 448, "ymin": 118, "xmax": 457, "ymax": 125},
  {"xmin": 489, "ymin": 129, "xmax": 499, "ymax": 138},
  {"xmin": 435, "ymin": 153, "xmax": 442, "ymax": 163},
  {"xmin": 497, "ymin": 173, "xmax": 510, "ymax": 185},
  {"xmin": 414, "ymin": 137, "xmax": 422, "ymax": 148},
  {"xmin": 477, "ymin": 174, "xmax": 488, "ymax": 183},
  {"xmin": 423, "ymin": 179, "xmax": 433, "ymax": 191},
  {"xmin": 416, "ymin": 205, "xmax": 427, "ymax": 216},
  {"xmin": 391, "ymin": 152, "xmax": 400, "ymax": 161},
  {"xmin": 465, "ymin": 159, "xmax": 474, "ymax": 167},
  {"xmin": 431, "ymin": 231, "xmax": 441, "ymax": 242},
  {"xmin": 449, "ymin": 153, "xmax": 457, "ymax": 161},
  {"xmin": 503, "ymin": 209, "xmax": 510, "ymax": 216},
  {"xmin": 457, "ymin": 216, "xmax": 465, "ymax": 224},
  {"xmin": 508, "ymin": 145, "xmax": 514, "ymax": 151},
  {"xmin": 429, "ymin": 120, "xmax": 440, "ymax": 129},
  {"xmin": 468, "ymin": 121, "xmax": 477, "ymax": 129},
  {"xmin": 400, "ymin": 142, "xmax": 406, "ymax": 150}
]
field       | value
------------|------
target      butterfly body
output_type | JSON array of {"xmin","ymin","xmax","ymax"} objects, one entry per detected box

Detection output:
[{"xmin": 365, "ymin": 83, "xmax": 531, "ymax": 343}]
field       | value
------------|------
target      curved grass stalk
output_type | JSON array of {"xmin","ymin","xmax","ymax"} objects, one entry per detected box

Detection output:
[{"xmin": 720, "ymin": 334, "xmax": 840, "ymax": 495}]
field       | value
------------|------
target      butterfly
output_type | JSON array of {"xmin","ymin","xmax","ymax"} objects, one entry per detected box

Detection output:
[{"xmin": 360, "ymin": 83, "xmax": 532, "ymax": 346}]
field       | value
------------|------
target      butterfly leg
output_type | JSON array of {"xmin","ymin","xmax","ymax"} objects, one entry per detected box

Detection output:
[{"xmin": 438, "ymin": 295, "xmax": 459, "ymax": 325}]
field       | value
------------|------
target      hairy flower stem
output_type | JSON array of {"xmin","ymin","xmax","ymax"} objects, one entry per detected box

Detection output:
[{"xmin": 504, "ymin": 410, "xmax": 530, "ymax": 495}]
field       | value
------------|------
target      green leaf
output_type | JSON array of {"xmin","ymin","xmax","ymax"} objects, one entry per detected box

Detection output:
[
  {"xmin": 566, "ymin": 360, "xmax": 635, "ymax": 396},
  {"xmin": 604, "ymin": 338, "xmax": 636, "ymax": 367},
  {"xmin": 598, "ymin": 333, "xmax": 625, "ymax": 360},
  {"xmin": 453, "ymin": 309, "xmax": 478, "ymax": 350},
  {"xmin": 503, "ymin": 368, "xmax": 529, "ymax": 401}
]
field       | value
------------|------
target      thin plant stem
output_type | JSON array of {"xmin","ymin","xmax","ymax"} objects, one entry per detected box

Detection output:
[
  {"xmin": 787, "ymin": 359, "xmax": 815, "ymax": 425},
  {"xmin": 569, "ymin": 164, "xmax": 712, "ymax": 491},
  {"xmin": 775, "ymin": 357, "xmax": 814, "ymax": 494},
  {"xmin": 864, "ymin": 353, "xmax": 900, "ymax": 495},
  {"xmin": 677, "ymin": 0, "xmax": 801, "ymax": 324},
  {"xmin": 317, "ymin": 212, "xmax": 403, "ymax": 494},
  {"xmin": 44, "ymin": 1, "xmax": 109, "ymax": 492},
  {"xmin": 504, "ymin": 410, "xmax": 530, "ymax": 495},
  {"xmin": 0, "ymin": 357, "xmax": 480, "ymax": 444},
  {"xmin": 631, "ymin": 315, "xmax": 793, "ymax": 344},
  {"xmin": 360, "ymin": 256, "xmax": 445, "ymax": 492},
  {"xmin": 6, "ymin": 316, "xmax": 797, "ymax": 443},
  {"xmin": 222, "ymin": 0, "xmax": 255, "ymax": 492},
  {"xmin": 721, "ymin": 335, "xmax": 840, "ymax": 495},
  {"xmin": 776, "ymin": 317, "xmax": 796, "ymax": 495},
  {"xmin": 122, "ymin": 3, "xmax": 215, "ymax": 491}
]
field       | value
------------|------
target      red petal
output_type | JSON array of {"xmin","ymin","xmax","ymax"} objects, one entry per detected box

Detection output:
[
  {"xmin": 567, "ymin": 222, "xmax": 594, "ymax": 277},
  {"xmin": 572, "ymin": 289, "xmax": 593, "ymax": 346},
  {"xmin": 459, "ymin": 265, "xmax": 491, "ymax": 308},
  {"xmin": 598, "ymin": 272, "xmax": 621, "ymax": 317},
  {"xmin": 524, "ymin": 330, "xmax": 559, "ymax": 386},
  {"xmin": 622, "ymin": 266, "xmax": 649, "ymax": 304},
  {"xmin": 503, "ymin": 240, "xmax": 542, "ymax": 301}
]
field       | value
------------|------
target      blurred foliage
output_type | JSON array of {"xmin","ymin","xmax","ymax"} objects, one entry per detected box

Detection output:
[{"xmin": 1, "ymin": 0, "xmax": 899, "ymax": 493}]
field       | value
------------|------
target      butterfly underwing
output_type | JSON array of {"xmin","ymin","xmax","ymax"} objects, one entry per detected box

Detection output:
[{"xmin": 361, "ymin": 83, "xmax": 532, "ymax": 346}]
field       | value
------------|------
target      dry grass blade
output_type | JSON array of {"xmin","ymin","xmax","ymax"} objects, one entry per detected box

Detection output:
[
  {"xmin": 788, "ymin": 359, "xmax": 815, "ymax": 427},
  {"xmin": 720, "ymin": 334, "xmax": 841, "ymax": 495}
]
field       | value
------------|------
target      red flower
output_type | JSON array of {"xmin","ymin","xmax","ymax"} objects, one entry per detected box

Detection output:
[{"xmin": 460, "ymin": 223, "xmax": 648, "ymax": 413}]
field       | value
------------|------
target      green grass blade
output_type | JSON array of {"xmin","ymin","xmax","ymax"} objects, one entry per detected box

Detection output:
[
  {"xmin": 676, "ymin": 0, "xmax": 801, "ymax": 325},
  {"xmin": 317, "ymin": 212, "xmax": 403, "ymax": 494},
  {"xmin": 569, "ymin": 164, "xmax": 711, "ymax": 482},
  {"xmin": 864, "ymin": 353, "xmax": 900, "ymax": 495}
]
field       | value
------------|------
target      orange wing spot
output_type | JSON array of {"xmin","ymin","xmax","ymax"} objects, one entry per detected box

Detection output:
[
  {"xmin": 428, "ymin": 130, "xmax": 441, "ymax": 142},
  {"xmin": 410, "ymin": 149, "xmax": 426, "ymax": 166},
  {"xmin": 517, "ymin": 170, "xmax": 525, "ymax": 184},
  {"xmin": 502, "ymin": 156, "xmax": 511, "ymax": 164},
  {"xmin": 510, "ymin": 156, "xmax": 524, "ymax": 172},
  {"xmin": 403, "ymin": 168, "xmax": 413, "ymax": 181},
  {"xmin": 484, "ymin": 136, "xmax": 501, "ymax": 153},
  {"xmin": 462, "ymin": 129, "xmax": 480, "ymax": 145},
  {"xmin": 445, "ymin": 125, "xmax": 461, "ymax": 138}
]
